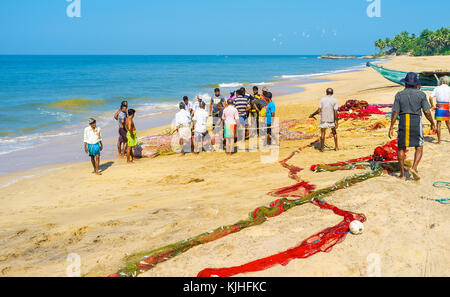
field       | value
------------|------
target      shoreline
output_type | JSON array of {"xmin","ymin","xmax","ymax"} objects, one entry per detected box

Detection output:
[
  {"xmin": 0, "ymin": 60, "xmax": 374, "ymax": 178},
  {"xmin": 1, "ymin": 55, "xmax": 449, "ymax": 277}
]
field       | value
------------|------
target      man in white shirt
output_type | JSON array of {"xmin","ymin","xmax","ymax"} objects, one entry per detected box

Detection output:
[
  {"xmin": 83, "ymin": 118, "xmax": 103, "ymax": 175},
  {"xmin": 429, "ymin": 76, "xmax": 450, "ymax": 144},
  {"xmin": 183, "ymin": 96, "xmax": 193, "ymax": 116},
  {"xmin": 192, "ymin": 101, "xmax": 210, "ymax": 154},
  {"xmin": 309, "ymin": 88, "xmax": 339, "ymax": 152},
  {"xmin": 175, "ymin": 102, "xmax": 192, "ymax": 156}
]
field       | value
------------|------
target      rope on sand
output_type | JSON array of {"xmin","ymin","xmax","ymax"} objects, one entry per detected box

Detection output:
[{"xmin": 421, "ymin": 181, "xmax": 450, "ymax": 204}]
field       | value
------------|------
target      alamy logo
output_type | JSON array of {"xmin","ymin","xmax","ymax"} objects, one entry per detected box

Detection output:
[
  {"xmin": 366, "ymin": 253, "xmax": 382, "ymax": 277},
  {"xmin": 66, "ymin": 253, "xmax": 81, "ymax": 277},
  {"xmin": 66, "ymin": 0, "xmax": 81, "ymax": 18},
  {"xmin": 366, "ymin": 0, "xmax": 381, "ymax": 18}
]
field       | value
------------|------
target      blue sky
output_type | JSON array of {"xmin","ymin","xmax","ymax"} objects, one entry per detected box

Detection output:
[{"xmin": 0, "ymin": 0, "xmax": 448, "ymax": 55}]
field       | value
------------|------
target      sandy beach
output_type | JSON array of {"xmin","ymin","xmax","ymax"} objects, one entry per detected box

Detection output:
[{"xmin": 1, "ymin": 55, "xmax": 449, "ymax": 277}]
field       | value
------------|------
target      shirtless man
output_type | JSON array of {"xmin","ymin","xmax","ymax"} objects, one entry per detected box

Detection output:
[{"xmin": 125, "ymin": 109, "xmax": 137, "ymax": 163}]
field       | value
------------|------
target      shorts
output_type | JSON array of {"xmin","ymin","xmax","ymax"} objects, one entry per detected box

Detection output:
[
  {"xmin": 194, "ymin": 131, "xmax": 209, "ymax": 143},
  {"xmin": 127, "ymin": 130, "xmax": 138, "ymax": 148},
  {"xmin": 266, "ymin": 124, "xmax": 272, "ymax": 135},
  {"xmin": 224, "ymin": 124, "xmax": 237, "ymax": 138},
  {"xmin": 320, "ymin": 122, "xmax": 336, "ymax": 129},
  {"xmin": 87, "ymin": 143, "xmax": 101, "ymax": 157},
  {"xmin": 118, "ymin": 127, "xmax": 127, "ymax": 143},
  {"xmin": 178, "ymin": 127, "xmax": 191, "ymax": 141},
  {"xmin": 239, "ymin": 115, "xmax": 248, "ymax": 127}
]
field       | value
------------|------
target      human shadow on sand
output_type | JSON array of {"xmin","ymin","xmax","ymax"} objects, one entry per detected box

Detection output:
[{"xmin": 100, "ymin": 161, "xmax": 114, "ymax": 172}]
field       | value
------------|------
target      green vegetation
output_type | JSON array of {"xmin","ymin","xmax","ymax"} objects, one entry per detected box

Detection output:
[{"xmin": 374, "ymin": 27, "xmax": 450, "ymax": 56}]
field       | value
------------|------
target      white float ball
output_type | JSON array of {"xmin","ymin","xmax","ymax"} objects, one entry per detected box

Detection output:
[{"xmin": 349, "ymin": 220, "xmax": 364, "ymax": 235}]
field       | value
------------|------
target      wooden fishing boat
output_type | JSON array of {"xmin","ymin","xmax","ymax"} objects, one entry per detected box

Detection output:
[{"xmin": 367, "ymin": 62, "xmax": 450, "ymax": 91}]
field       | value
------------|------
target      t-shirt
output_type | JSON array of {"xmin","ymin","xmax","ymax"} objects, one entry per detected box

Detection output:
[
  {"xmin": 222, "ymin": 105, "xmax": 239, "ymax": 125},
  {"xmin": 249, "ymin": 93, "xmax": 261, "ymax": 112},
  {"xmin": 193, "ymin": 109, "xmax": 208, "ymax": 133},
  {"xmin": 265, "ymin": 101, "xmax": 276, "ymax": 125},
  {"xmin": 253, "ymin": 98, "xmax": 268, "ymax": 111},
  {"xmin": 392, "ymin": 88, "xmax": 431, "ymax": 116},
  {"xmin": 184, "ymin": 101, "xmax": 193, "ymax": 112},
  {"xmin": 319, "ymin": 96, "xmax": 338, "ymax": 123},
  {"xmin": 211, "ymin": 95, "xmax": 225, "ymax": 115},
  {"xmin": 175, "ymin": 109, "xmax": 191, "ymax": 128},
  {"xmin": 118, "ymin": 111, "xmax": 127, "ymax": 128},
  {"xmin": 234, "ymin": 96, "xmax": 249, "ymax": 117},
  {"xmin": 430, "ymin": 84, "xmax": 450, "ymax": 103}
]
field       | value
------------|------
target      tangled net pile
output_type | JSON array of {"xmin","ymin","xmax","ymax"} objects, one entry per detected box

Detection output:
[
  {"xmin": 279, "ymin": 119, "xmax": 319, "ymax": 141},
  {"xmin": 136, "ymin": 135, "xmax": 174, "ymax": 158},
  {"xmin": 109, "ymin": 101, "xmax": 403, "ymax": 278}
]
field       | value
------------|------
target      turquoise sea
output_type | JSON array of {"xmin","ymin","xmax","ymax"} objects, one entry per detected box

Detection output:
[{"xmin": 0, "ymin": 55, "xmax": 374, "ymax": 157}]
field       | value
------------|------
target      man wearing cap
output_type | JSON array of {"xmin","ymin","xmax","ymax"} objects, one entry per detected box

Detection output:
[
  {"xmin": 83, "ymin": 118, "xmax": 103, "ymax": 175},
  {"xmin": 389, "ymin": 72, "xmax": 436, "ymax": 180},
  {"xmin": 175, "ymin": 102, "xmax": 192, "ymax": 156},
  {"xmin": 193, "ymin": 95, "xmax": 203, "ymax": 115}
]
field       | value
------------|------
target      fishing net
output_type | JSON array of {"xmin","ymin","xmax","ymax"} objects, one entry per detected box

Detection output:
[
  {"xmin": 136, "ymin": 135, "xmax": 174, "ymax": 158},
  {"xmin": 197, "ymin": 200, "xmax": 366, "ymax": 277},
  {"xmin": 110, "ymin": 134, "xmax": 402, "ymax": 277},
  {"xmin": 338, "ymin": 99, "xmax": 369, "ymax": 112},
  {"xmin": 109, "ymin": 164, "xmax": 384, "ymax": 277},
  {"xmin": 279, "ymin": 119, "xmax": 318, "ymax": 141},
  {"xmin": 338, "ymin": 115, "xmax": 390, "ymax": 136},
  {"xmin": 109, "ymin": 105, "xmax": 405, "ymax": 277},
  {"xmin": 267, "ymin": 181, "xmax": 316, "ymax": 198},
  {"xmin": 338, "ymin": 99, "xmax": 389, "ymax": 121},
  {"xmin": 310, "ymin": 140, "xmax": 400, "ymax": 172}
]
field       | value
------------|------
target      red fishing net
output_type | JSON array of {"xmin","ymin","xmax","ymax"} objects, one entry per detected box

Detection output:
[
  {"xmin": 197, "ymin": 199, "xmax": 366, "ymax": 277},
  {"xmin": 267, "ymin": 181, "xmax": 316, "ymax": 198},
  {"xmin": 310, "ymin": 140, "xmax": 399, "ymax": 172}
]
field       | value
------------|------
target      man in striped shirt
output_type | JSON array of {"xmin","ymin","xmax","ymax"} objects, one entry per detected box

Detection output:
[{"xmin": 234, "ymin": 88, "xmax": 251, "ymax": 140}]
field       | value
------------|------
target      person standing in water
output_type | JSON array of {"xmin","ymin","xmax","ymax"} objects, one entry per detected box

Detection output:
[
  {"xmin": 84, "ymin": 118, "xmax": 103, "ymax": 175},
  {"xmin": 125, "ymin": 109, "xmax": 137, "ymax": 163}
]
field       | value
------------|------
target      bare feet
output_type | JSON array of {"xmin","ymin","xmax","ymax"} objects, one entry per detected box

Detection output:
[{"xmin": 409, "ymin": 168, "xmax": 421, "ymax": 181}]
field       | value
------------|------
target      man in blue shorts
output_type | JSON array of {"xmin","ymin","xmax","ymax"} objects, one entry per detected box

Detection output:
[{"xmin": 84, "ymin": 118, "xmax": 103, "ymax": 175}]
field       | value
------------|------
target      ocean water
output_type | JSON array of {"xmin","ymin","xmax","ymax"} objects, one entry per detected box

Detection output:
[{"xmin": 0, "ymin": 55, "xmax": 373, "ymax": 156}]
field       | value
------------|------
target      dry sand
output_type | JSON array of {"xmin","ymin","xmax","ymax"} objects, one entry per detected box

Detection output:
[{"xmin": 0, "ymin": 55, "xmax": 449, "ymax": 277}]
